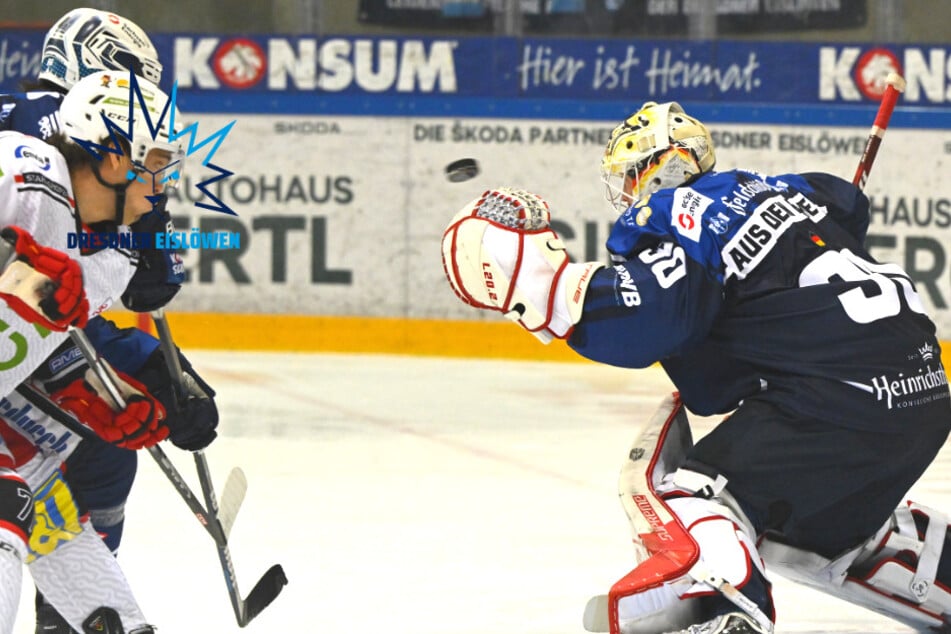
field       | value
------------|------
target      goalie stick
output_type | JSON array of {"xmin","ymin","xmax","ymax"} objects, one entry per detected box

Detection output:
[
  {"xmin": 150, "ymin": 307, "xmax": 287, "ymax": 626},
  {"xmin": 853, "ymin": 71, "xmax": 906, "ymax": 190}
]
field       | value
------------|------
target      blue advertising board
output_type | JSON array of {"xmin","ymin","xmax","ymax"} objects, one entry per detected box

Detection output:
[{"xmin": 2, "ymin": 28, "xmax": 949, "ymax": 127}]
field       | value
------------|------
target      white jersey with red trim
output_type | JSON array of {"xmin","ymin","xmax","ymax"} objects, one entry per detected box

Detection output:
[
  {"xmin": 0, "ymin": 131, "xmax": 137, "ymax": 402},
  {"xmin": 0, "ymin": 388, "xmax": 79, "ymax": 490}
]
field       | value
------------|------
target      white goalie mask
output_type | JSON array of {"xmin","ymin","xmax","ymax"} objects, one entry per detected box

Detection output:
[
  {"xmin": 38, "ymin": 8, "xmax": 162, "ymax": 91},
  {"xmin": 601, "ymin": 101, "xmax": 715, "ymax": 213}
]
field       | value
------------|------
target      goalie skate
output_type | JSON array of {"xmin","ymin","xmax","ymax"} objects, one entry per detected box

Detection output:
[{"xmin": 665, "ymin": 611, "xmax": 769, "ymax": 634}]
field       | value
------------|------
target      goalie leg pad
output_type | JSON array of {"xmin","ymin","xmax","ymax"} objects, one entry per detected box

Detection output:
[
  {"xmin": 760, "ymin": 501, "xmax": 951, "ymax": 630},
  {"xmin": 603, "ymin": 394, "xmax": 773, "ymax": 633},
  {"xmin": 609, "ymin": 495, "xmax": 773, "ymax": 633}
]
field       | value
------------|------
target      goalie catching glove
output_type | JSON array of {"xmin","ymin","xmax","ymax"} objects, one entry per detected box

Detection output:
[
  {"xmin": 0, "ymin": 226, "xmax": 88, "ymax": 331},
  {"xmin": 51, "ymin": 368, "xmax": 168, "ymax": 450},
  {"xmin": 441, "ymin": 188, "xmax": 603, "ymax": 342}
]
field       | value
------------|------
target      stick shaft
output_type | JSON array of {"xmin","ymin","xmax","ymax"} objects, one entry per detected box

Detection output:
[
  {"xmin": 852, "ymin": 72, "xmax": 906, "ymax": 190},
  {"xmin": 150, "ymin": 309, "xmax": 257, "ymax": 626}
]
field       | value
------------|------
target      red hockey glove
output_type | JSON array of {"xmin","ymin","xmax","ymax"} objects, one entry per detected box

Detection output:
[
  {"xmin": 0, "ymin": 226, "xmax": 88, "ymax": 331},
  {"xmin": 52, "ymin": 370, "xmax": 168, "ymax": 449}
]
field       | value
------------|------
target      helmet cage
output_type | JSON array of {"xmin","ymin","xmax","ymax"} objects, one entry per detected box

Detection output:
[
  {"xmin": 61, "ymin": 71, "xmax": 186, "ymax": 194},
  {"xmin": 603, "ymin": 146, "xmax": 702, "ymax": 213},
  {"xmin": 601, "ymin": 101, "xmax": 714, "ymax": 213}
]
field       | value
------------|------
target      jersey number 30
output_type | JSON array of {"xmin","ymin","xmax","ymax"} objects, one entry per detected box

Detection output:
[
  {"xmin": 638, "ymin": 242, "xmax": 687, "ymax": 289},
  {"xmin": 800, "ymin": 248, "xmax": 925, "ymax": 324}
]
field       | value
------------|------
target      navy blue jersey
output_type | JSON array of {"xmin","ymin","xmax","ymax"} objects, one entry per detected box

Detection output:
[
  {"xmin": 0, "ymin": 91, "xmax": 64, "ymax": 140},
  {"xmin": 570, "ymin": 169, "xmax": 949, "ymax": 431}
]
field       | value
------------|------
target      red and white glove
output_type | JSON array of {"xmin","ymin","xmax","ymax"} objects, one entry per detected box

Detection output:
[
  {"xmin": 0, "ymin": 226, "xmax": 88, "ymax": 331},
  {"xmin": 441, "ymin": 188, "xmax": 603, "ymax": 342},
  {"xmin": 52, "ymin": 369, "xmax": 168, "ymax": 449}
]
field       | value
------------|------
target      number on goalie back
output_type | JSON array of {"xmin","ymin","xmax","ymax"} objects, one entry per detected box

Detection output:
[{"xmin": 800, "ymin": 248, "xmax": 926, "ymax": 324}]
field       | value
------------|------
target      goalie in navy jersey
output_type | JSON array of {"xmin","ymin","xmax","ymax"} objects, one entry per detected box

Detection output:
[{"xmin": 442, "ymin": 101, "xmax": 951, "ymax": 633}]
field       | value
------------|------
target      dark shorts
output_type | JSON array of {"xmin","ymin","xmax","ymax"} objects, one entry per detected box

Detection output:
[
  {"xmin": 64, "ymin": 438, "xmax": 138, "ymax": 514},
  {"xmin": 686, "ymin": 397, "xmax": 951, "ymax": 558}
]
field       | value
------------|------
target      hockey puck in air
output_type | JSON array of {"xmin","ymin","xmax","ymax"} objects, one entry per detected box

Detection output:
[{"xmin": 445, "ymin": 158, "xmax": 480, "ymax": 183}]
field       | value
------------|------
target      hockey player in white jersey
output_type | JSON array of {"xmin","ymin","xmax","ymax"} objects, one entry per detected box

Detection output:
[
  {"xmin": 1, "ymin": 12, "xmax": 219, "ymax": 632},
  {"xmin": 0, "ymin": 69, "xmax": 188, "ymax": 634}
]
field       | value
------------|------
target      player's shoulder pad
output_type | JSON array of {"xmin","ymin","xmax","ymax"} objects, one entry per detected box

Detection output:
[
  {"xmin": 0, "ymin": 130, "xmax": 67, "ymax": 173},
  {"xmin": 0, "ymin": 131, "xmax": 71, "ymax": 200},
  {"xmin": 795, "ymin": 171, "xmax": 864, "ymax": 203}
]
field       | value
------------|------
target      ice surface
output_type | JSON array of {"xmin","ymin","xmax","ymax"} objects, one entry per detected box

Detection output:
[{"xmin": 14, "ymin": 351, "xmax": 945, "ymax": 633}]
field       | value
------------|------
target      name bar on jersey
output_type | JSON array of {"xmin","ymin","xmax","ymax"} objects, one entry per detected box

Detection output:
[{"xmin": 723, "ymin": 193, "xmax": 828, "ymax": 280}]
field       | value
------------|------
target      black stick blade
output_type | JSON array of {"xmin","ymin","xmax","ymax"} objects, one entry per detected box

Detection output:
[{"xmin": 240, "ymin": 564, "xmax": 289, "ymax": 627}]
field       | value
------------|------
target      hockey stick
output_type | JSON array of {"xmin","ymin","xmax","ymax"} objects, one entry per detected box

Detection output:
[
  {"xmin": 852, "ymin": 72, "xmax": 906, "ymax": 190},
  {"xmin": 0, "ymin": 235, "xmax": 279, "ymax": 624},
  {"xmin": 13, "ymin": 378, "xmax": 242, "ymax": 542},
  {"xmin": 22, "ymin": 329, "xmax": 278, "ymax": 627},
  {"xmin": 0, "ymin": 235, "xmax": 224, "ymax": 534},
  {"xmin": 150, "ymin": 307, "xmax": 287, "ymax": 627},
  {"xmin": 61, "ymin": 325, "xmax": 229, "ymax": 540}
]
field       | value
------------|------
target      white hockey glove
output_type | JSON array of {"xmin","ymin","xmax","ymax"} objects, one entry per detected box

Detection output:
[{"xmin": 441, "ymin": 188, "xmax": 603, "ymax": 343}]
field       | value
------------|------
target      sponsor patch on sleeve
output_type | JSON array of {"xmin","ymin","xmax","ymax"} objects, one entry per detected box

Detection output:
[{"xmin": 671, "ymin": 189, "xmax": 712, "ymax": 243}]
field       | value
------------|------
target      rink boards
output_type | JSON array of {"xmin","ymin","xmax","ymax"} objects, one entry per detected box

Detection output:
[
  {"xmin": 106, "ymin": 311, "xmax": 951, "ymax": 373},
  {"xmin": 141, "ymin": 113, "xmax": 951, "ymax": 358},
  {"xmin": 0, "ymin": 29, "xmax": 948, "ymax": 356}
]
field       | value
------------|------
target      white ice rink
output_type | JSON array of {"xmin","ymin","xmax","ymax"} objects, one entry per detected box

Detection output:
[{"xmin": 14, "ymin": 350, "xmax": 951, "ymax": 633}]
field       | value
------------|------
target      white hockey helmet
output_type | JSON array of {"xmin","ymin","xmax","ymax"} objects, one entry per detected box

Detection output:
[
  {"xmin": 601, "ymin": 101, "xmax": 715, "ymax": 213},
  {"xmin": 38, "ymin": 8, "xmax": 162, "ymax": 91},
  {"xmin": 59, "ymin": 70, "xmax": 186, "ymax": 221}
]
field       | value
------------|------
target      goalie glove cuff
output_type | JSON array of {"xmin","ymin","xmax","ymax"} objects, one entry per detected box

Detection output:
[{"xmin": 549, "ymin": 261, "xmax": 605, "ymax": 340}]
